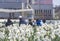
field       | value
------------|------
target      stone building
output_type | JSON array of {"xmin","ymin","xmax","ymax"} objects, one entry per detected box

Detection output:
[{"xmin": 0, "ymin": 0, "xmax": 53, "ymax": 19}]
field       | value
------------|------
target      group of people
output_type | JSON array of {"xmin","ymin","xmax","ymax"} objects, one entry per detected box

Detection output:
[{"xmin": 5, "ymin": 16, "xmax": 46, "ymax": 27}]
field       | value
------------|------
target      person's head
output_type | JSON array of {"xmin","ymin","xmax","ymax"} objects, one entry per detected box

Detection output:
[
  {"xmin": 19, "ymin": 16, "xmax": 22, "ymax": 20},
  {"xmin": 36, "ymin": 19, "xmax": 39, "ymax": 21},
  {"xmin": 43, "ymin": 19, "xmax": 46, "ymax": 23},
  {"xmin": 7, "ymin": 18, "xmax": 11, "ymax": 21},
  {"xmin": 29, "ymin": 19, "xmax": 32, "ymax": 22},
  {"xmin": 19, "ymin": 16, "xmax": 22, "ymax": 18}
]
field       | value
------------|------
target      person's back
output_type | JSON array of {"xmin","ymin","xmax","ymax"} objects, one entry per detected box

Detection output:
[
  {"xmin": 19, "ymin": 18, "xmax": 22, "ymax": 26},
  {"xmin": 5, "ymin": 18, "xmax": 13, "ymax": 27},
  {"xmin": 28, "ymin": 19, "xmax": 33, "ymax": 26}
]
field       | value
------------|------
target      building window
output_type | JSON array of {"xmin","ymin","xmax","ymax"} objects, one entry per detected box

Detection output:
[
  {"xmin": 47, "ymin": 10, "xmax": 49, "ymax": 14},
  {"xmin": 35, "ymin": 10, "xmax": 39, "ymax": 15},
  {"xmin": 35, "ymin": 10, "xmax": 38, "ymax": 15},
  {"xmin": 46, "ymin": 10, "xmax": 47, "ymax": 13},
  {"xmin": 39, "ymin": 10, "xmax": 40, "ymax": 13},
  {"xmin": 50, "ymin": 10, "xmax": 51, "ymax": 14},
  {"xmin": 44, "ymin": 10, "xmax": 45, "ymax": 13},
  {"xmin": 38, "ymin": 10, "xmax": 39, "ymax": 15},
  {"xmin": 35, "ymin": 10, "xmax": 36, "ymax": 15},
  {"xmin": 37, "ymin": 10, "xmax": 38, "ymax": 15},
  {"xmin": 41, "ymin": 10, "xmax": 42, "ymax": 13}
]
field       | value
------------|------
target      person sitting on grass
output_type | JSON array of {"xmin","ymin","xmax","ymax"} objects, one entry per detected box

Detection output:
[
  {"xmin": 28, "ymin": 19, "xmax": 33, "ymax": 26},
  {"xmin": 5, "ymin": 18, "xmax": 13, "ymax": 27},
  {"xmin": 36, "ymin": 19, "xmax": 42, "ymax": 26}
]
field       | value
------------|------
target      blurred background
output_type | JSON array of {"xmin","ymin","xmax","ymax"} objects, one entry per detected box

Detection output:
[{"xmin": 0, "ymin": 0, "xmax": 60, "ymax": 20}]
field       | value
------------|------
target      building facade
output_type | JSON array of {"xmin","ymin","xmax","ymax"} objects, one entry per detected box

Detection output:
[
  {"xmin": 54, "ymin": 6, "xmax": 60, "ymax": 19},
  {"xmin": 0, "ymin": 0, "xmax": 53, "ymax": 19},
  {"xmin": 31, "ymin": 0, "xmax": 53, "ymax": 19}
]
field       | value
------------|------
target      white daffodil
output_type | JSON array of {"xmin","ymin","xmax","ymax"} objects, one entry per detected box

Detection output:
[
  {"xmin": 43, "ymin": 36, "xmax": 51, "ymax": 41},
  {"xmin": 0, "ymin": 32, "xmax": 5, "ymax": 39},
  {"xmin": 1, "ymin": 21, "xmax": 60, "ymax": 41}
]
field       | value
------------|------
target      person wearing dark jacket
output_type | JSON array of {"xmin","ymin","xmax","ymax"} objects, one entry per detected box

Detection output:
[
  {"xmin": 28, "ymin": 19, "xmax": 33, "ymax": 26},
  {"xmin": 5, "ymin": 18, "xmax": 13, "ymax": 27},
  {"xmin": 19, "ymin": 18, "xmax": 25, "ymax": 26},
  {"xmin": 19, "ymin": 16, "xmax": 26, "ymax": 26}
]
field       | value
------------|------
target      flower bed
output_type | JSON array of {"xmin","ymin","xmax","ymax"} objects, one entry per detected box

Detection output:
[{"xmin": 0, "ymin": 23, "xmax": 60, "ymax": 41}]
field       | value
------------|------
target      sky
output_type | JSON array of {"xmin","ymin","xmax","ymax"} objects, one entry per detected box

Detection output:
[{"xmin": 53, "ymin": 0, "xmax": 60, "ymax": 7}]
